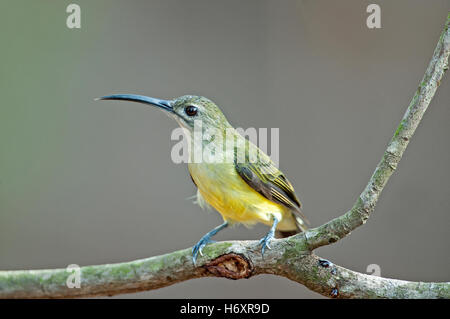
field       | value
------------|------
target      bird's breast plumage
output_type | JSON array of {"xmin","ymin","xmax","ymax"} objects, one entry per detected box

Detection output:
[{"xmin": 188, "ymin": 161, "xmax": 297, "ymax": 230}]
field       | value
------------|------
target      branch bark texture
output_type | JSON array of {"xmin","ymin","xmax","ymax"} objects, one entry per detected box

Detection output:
[{"xmin": 1, "ymin": 14, "xmax": 449, "ymax": 299}]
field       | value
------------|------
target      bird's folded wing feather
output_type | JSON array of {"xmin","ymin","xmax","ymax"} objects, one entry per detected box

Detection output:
[{"xmin": 234, "ymin": 142, "xmax": 308, "ymax": 222}]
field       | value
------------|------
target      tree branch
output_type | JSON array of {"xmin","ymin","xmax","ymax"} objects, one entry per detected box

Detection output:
[
  {"xmin": 305, "ymin": 13, "xmax": 450, "ymax": 250},
  {"xmin": 1, "ymin": 239, "xmax": 449, "ymax": 298},
  {"xmin": 1, "ymin": 14, "xmax": 449, "ymax": 299}
]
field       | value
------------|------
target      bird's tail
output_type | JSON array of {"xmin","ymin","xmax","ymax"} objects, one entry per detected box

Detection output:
[{"xmin": 275, "ymin": 216, "xmax": 308, "ymax": 239}]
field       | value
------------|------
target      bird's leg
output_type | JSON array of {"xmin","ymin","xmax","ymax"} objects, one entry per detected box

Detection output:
[
  {"xmin": 259, "ymin": 216, "xmax": 279, "ymax": 256},
  {"xmin": 192, "ymin": 221, "xmax": 228, "ymax": 264}
]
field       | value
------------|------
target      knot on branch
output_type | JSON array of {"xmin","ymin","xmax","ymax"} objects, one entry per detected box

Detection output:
[{"xmin": 204, "ymin": 253, "xmax": 253, "ymax": 279}]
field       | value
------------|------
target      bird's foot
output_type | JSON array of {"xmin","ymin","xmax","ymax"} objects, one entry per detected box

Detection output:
[
  {"xmin": 192, "ymin": 235, "xmax": 216, "ymax": 264},
  {"xmin": 258, "ymin": 229, "xmax": 275, "ymax": 256},
  {"xmin": 191, "ymin": 221, "xmax": 229, "ymax": 265}
]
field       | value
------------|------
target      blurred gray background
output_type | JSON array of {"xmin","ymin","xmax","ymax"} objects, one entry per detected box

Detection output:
[{"xmin": 0, "ymin": 0, "xmax": 449, "ymax": 298}]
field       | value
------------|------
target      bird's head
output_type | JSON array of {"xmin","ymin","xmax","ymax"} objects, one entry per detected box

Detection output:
[{"xmin": 97, "ymin": 94, "xmax": 231, "ymax": 133}]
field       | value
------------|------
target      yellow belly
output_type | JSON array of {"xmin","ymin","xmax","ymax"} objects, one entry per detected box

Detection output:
[{"xmin": 188, "ymin": 162, "xmax": 296, "ymax": 231}]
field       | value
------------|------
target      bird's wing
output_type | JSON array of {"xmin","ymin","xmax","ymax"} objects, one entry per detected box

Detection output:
[{"xmin": 234, "ymin": 141, "xmax": 308, "ymax": 223}]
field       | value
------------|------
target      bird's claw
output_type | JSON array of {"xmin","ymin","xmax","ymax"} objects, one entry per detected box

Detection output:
[
  {"xmin": 192, "ymin": 237, "xmax": 216, "ymax": 264},
  {"xmin": 191, "ymin": 221, "xmax": 229, "ymax": 265},
  {"xmin": 258, "ymin": 231, "xmax": 274, "ymax": 256}
]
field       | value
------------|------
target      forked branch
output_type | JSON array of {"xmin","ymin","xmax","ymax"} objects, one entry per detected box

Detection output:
[{"xmin": 0, "ymin": 13, "xmax": 449, "ymax": 299}]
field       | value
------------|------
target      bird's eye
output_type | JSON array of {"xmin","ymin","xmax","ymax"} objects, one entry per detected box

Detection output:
[{"xmin": 185, "ymin": 105, "xmax": 198, "ymax": 116}]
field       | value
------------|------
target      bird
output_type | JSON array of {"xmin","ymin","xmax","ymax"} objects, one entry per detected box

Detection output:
[{"xmin": 98, "ymin": 94, "xmax": 308, "ymax": 263}]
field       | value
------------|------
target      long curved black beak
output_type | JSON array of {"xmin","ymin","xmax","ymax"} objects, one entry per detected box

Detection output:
[{"xmin": 96, "ymin": 94, "xmax": 173, "ymax": 112}]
